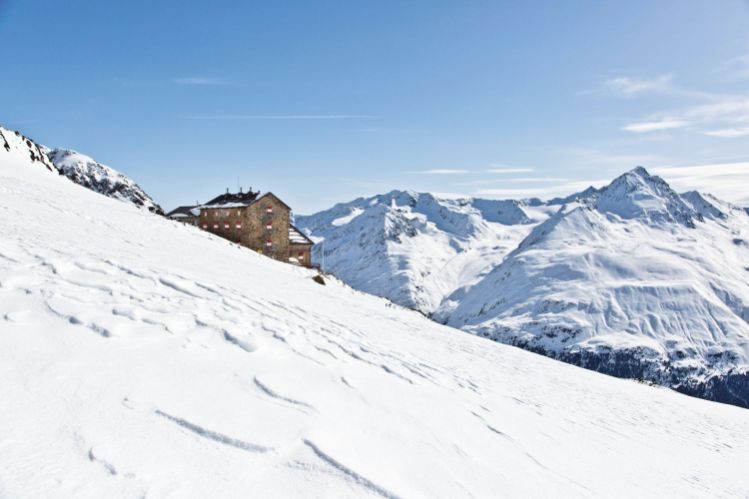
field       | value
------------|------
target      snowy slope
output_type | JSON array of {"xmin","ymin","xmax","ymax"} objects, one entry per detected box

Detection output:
[
  {"xmin": 0, "ymin": 126, "xmax": 57, "ymax": 173},
  {"xmin": 2, "ymin": 124, "xmax": 163, "ymax": 214},
  {"xmin": 43, "ymin": 147, "xmax": 164, "ymax": 214},
  {"xmin": 3, "ymin": 143, "xmax": 749, "ymax": 498},
  {"xmin": 436, "ymin": 167, "xmax": 749, "ymax": 407},
  {"xmin": 295, "ymin": 191, "xmax": 550, "ymax": 312}
]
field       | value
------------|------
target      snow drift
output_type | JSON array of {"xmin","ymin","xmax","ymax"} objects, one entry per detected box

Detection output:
[{"xmin": 3, "ymin": 135, "xmax": 749, "ymax": 497}]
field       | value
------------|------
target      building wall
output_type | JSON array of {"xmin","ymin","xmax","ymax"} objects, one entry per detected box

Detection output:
[
  {"xmin": 242, "ymin": 194, "xmax": 291, "ymax": 261},
  {"xmin": 200, "ymin": 207, "xmax": 246, "ymax": 244},
  {"xmin": 198, "ymin": 194, "xmax": 313, "ymax": 267},
  {"xmin": 289, "ymin": 243, "xmax": 312, "ymax": 268},
  {"xmin": 199, "ymin": 194, "xmax": 292, "ymax": 264}
]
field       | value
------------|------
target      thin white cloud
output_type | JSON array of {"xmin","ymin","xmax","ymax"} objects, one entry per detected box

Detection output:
[
  {"xmin": 457, "ymin": 177, "xmax": 568, "ymax": 187},
  {"xmin": 683, "ymin": 96, "xmax": 749, "ymax": 124},
  {"xmin": 652, "ymin": 161, "xmax": 749, "ymax": 204},
  {"xmin": 504, "ymin": 177, "xmax": 570, "ymax": 183},
  {"xmin": 173, "ymin": 76, "xmax": 228, "ymax": 86},
  {"xmin": 622, "ymin": 120, "xmax": 689, "ymax": 133},
  {"xmin": 565, "ymin": 148, "xmax": 665, "ymax": 169},
  {"xmin": 717, "ymin": 52, "xmax": 749, "ymax": 81},
  {"xmin": 621, "ymin": 95, "xmax": 749, "ymax": 135},
  {"xmin": 477, "ymin": 179, "xmax": 609, "ymax": 200},
  {"xmin": 413, "ymin": 169, "xmax": 470, "ymax": 175},
  {"xmin": 703, "ymin": 127, "xmax": 749, "ymax": 138},
  {"xmin": 187, "ymin": 114, "xmax": 373, "ymax": 120},
  {"xmin": 596, "ymin": 63, "xmax": 749, "ymax": 137},
  {"xmin": 608, "ymin": 69, "xmax": 749, "ymax": 137},
  {"xmin": 484, "ymin": 167, "xmax": 535, "ymax": 174},
  {"xmin": 605, "ymin": 75, "xmax": 672, "ymax": 95}
]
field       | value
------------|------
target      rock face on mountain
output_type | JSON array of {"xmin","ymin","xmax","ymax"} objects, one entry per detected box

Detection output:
[
  {"xmin": 302, "ymin": 168, "xmax": 749, "ymax": 408},
  {"xmin": 43, "ymin": 148, "xmax": 163, "ymax": 214}
]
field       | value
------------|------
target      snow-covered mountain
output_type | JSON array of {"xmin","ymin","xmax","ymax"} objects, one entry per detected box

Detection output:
[
  {"xmin": 3, "ymin": 124, "xmax": 749, "ymax": 499},
  {"xmin": 299, "ymin": 168, "xmax": 749, "ymax": 408},
  {"xmin": 43, "ymin": 147, "xmax": 163, "ymax": 214},
  {"xmin": 1, "ymin": 125, "xmax": 162, "ymax": 214},
  {"xmin": 296, "ymin": 191, "xmax": 554, "ymax": 312},
  {"xmin": 436, "ymin": 168, "xmax": 749, "ymax": 407}
]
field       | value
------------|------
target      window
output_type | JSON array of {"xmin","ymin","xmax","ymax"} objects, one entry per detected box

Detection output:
[
  {"xmin": 213, "ymin": 224, "xmax": 219, "ymax": 229},
  {"xmin": 265, "ymin": 239, "xmax": 272, "ymax": 247},
  {"xmin": 298, "ymin": 252, "xmax": 305, "ymax": 261},
  {"xmin": 266, "ymin": 205, "xmax": 273, "ymax": 214},
  {"xmin": 224, "ymin": 223, "xmax": 230, "ymax": 230},
  {"xmin": 235, "ymin": 222, "xmax": 242, "ymax": 230},
  {"xmin": 202, "ymin": 224, "xmax": 208, "ymax": 229},
  {"xmin": 266, "ymin": 222, "xmax": 272, "ymax": 230}
]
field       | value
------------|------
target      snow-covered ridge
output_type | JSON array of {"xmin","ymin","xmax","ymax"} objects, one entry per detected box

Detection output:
[
  {"xmin": 43, "ymin": 147, "xmax": 163, "ymax": 214},
  {"xmin": 0, "ymin": 126, "xmax": 57, "ymax": 173},
  {"xmin": 1, "ymin": 125, "xmax": 162, "ymax": 214},
  {"xmin": 301, "ymin": 167, "xmax": 749, "ymax": 408},
  {"xmin": 437, "ymin": 167, "xmax": 749, "ymax": 407},
  {"xmin": 296, "ymin": 190, "xmax": 551, "ymax": 312},
  {"xmin": 2, "ymin": 125, "xmax": 749, "ymax": 498}
]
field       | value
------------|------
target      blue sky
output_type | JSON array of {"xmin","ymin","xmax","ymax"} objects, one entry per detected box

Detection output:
[{"xmin": 2, "ymin": 0, "xmax": 749, "ymax": 213}]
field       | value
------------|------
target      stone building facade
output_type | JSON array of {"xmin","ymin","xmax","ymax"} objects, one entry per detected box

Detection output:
[{"xmin": 196, "ymin": 190, "xmax": 314, "ymax": 267}]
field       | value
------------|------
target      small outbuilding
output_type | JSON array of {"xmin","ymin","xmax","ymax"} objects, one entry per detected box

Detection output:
[{"xmin": 166, "ymin": 205, "xmax": 201, "ymax": 226}]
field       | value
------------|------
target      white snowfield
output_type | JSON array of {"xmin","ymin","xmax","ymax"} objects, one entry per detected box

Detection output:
[{"xmin": 2, "ymin": 150, "xmax": 749, "ymax": 498}]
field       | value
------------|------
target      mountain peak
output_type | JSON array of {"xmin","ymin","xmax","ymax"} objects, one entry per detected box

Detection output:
[
  {"xmin": 630, "ymin": 165, "xmax": 650, "ymax": 176},
  {"xmin": 547, "ymin": 185, "xmax": 600, "ymax": 205},
  {"xmin": 681, "ymin": 190, "xmax": 727, "ymax": 220},
  {"xmin": 594, "ymin": 166, "xmax": 697, "ymax": 227}
]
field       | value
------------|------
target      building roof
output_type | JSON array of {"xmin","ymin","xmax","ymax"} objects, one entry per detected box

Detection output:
[
  {"xmin": 166, "ymin": 205, "xmax": 200, "ymax": 218},
  {"xmin": 289, "ymin": 224, "xmax": 314, "ymax": 245},
  {"xmin": 200, "ymin": 190, "xmax": 293, "ymax": 211},
  {"xmin": 202, "ymin": 190, "xmax": 260, "ymax": 208}
]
